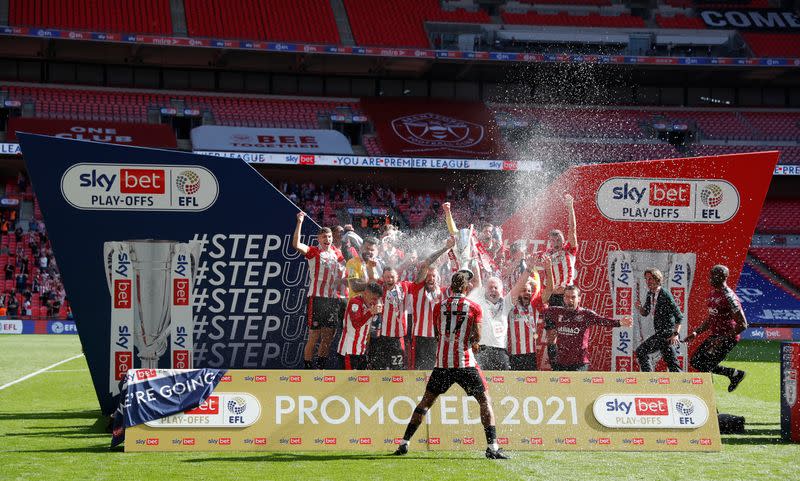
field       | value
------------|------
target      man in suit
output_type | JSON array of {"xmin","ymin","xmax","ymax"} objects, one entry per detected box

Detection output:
[{"xmin": 634, "ymin": 268, "xmax": 683, "ymax": 372}]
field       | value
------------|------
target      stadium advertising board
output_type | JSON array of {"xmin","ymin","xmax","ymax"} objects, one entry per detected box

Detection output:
[
  {"xmin": 361, "ymin": 98, "xmax": 505, "ymax": 159},
  {"xmin": 193, "ymin": 151, "xmax": 540, "ymax": 172},
  {"xmin": 190, "ymin": 126, "xmax": 354, "ymax": 155},
  {"xmin": 737, "ymin": 263, "xmax": 800, "ymax": 327},
  {"xmin": 8, "ymin": 118, "xmax": 177, "ymax": 148},
  {"xmin": 19, "ymin": 134, "xmax": 775, "ymax": 415},
  {"xmin": 1, "ymin": 26, "xmax": 799, "ymax": 67},
  {"xmin": 125, "ymin": 370, "xmax": 720, "ymax": 452},
  {"xmin": 502, "ymin": 152, "xmax": 777, "ymax": 371}
]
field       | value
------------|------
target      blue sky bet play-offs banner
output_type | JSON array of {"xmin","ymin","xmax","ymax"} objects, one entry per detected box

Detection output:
[
  {"xmin": 736, "ymin": 263, "xmax": 800, "ymax": 327},
  {"xmin": 19, "ymin": 134, "xmax": 318, "ymax": 414}
]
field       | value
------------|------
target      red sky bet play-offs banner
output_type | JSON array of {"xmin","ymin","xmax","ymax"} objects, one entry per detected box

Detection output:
[
  {"xmin": 361, "ymin": 98, "xmax": 505, "ymax": 159},
  {"xmin": 8, "ymin": 118, "xmax": 177, "ymax": 149},
  {"xmin": 501, "ymin": 151, "xmax": 778, "ymax": 371}
]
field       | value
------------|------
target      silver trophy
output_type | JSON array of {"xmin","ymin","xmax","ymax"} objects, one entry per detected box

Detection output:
[
  {"xmin": 454, "ymin": 225, "xmax": 477, "ymax": 272},
  {"xmin": 104, "ymin": 239, "xmax": 202, "ymax": 369}
]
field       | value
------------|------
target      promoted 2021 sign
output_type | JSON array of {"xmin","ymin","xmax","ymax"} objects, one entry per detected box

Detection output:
[{"xmin": 125, "ymin": 370, "xmax": 720, "ymax": 452}]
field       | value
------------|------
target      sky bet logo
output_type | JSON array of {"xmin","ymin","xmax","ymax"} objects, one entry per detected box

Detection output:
[
  {"xmin": 61, "ymin": 163, "xmax": 218, "ymax": 212},
  {"xmin": 597, "ymin": 177, "xmax": 739, "ymax": 224}
]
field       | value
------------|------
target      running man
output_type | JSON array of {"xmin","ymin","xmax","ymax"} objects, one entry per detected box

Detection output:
[
  {"xmin": 292, "ymin": 211, "xmax": 347, "ymax": 369},
  {"xmin": 684, "ymin": 264, "xmax": 748, "ymax": 392},
  {"xmin": 393, "ymin": 271, "xmax": 509, "ymax": 459}
]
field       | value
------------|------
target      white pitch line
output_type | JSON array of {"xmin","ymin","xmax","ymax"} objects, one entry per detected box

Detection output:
[{"xmin": 0, "ymin": 353, "xmax": 84, "ymax": 391}]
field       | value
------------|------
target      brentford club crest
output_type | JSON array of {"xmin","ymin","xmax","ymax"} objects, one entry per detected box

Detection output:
[{"xmin": 391, "ymin": 113, "xmax": 486, "ymax": 153}]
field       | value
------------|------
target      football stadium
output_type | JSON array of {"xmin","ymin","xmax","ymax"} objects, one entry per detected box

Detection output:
[{"xmin": 0, "ymin": 0, "xmax": 799, "ymax": 479}]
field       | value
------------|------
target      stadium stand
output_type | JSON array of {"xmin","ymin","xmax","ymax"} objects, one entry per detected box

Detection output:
[
  {"xmin": 743, "ymin": 33, "xmax": 800, "ymax": 58},
  {"xmin": 749, "ymin": 247, "xmax": 800, "ymax": 290},
  {"xmin": 740, "ymin": 112, "xmax": 800, "ymax": 142},
  {"xmin": 0, "ymin": 175, "xmax": 68, "ymax": 319},
  {"xmin": 756, "ymin": 200, "xmax": 800, "ymax": 234},
  {"xmin": 654, "ymin": 14, "xmax": 706, "ymax": 29},
  {"xmin": 8, "ymin": 0, "xmax": 173, "ymax": 35},
  {"xmin": 501, "ymin": 11, "xmax": 645, "ymax": 28},
  {"xmin": 344, "ymin": 0, "xmax": 490, "ymax": 48},
  {"xmin": 1, "ymin": 84, "xmax": 361, "ymax": 129},
  {"xmin": 184, "ymin": 0, "xmax": 340, "ymax": 44},
  {"xmin": 691, "ymin": 145, "xmax": 800, "ymax": 164}
]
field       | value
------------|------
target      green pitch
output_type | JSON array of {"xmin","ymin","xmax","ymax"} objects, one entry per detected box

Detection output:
[{"xmin": 0, "ymin": 336, "xmax": 796, "ymax": 481}]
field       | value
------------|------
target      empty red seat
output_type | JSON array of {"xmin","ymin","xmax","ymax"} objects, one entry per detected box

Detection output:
[{"xmin": 8, "ymin": 0, "xmax": 173, "ymax": 34}]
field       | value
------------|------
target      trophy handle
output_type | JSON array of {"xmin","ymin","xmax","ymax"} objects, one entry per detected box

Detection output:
[
  {"xmin": 103, "ymin": 242, "xmax": 117, "ymax": 293},
  {"xmin": 186, "ymin": 240, "xmax": 204, "ymax": 279}
]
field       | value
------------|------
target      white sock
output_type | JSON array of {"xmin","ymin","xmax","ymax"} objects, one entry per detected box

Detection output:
[
  {"xmin": 400, "ymin": 439, "xmax": 409, "ymax": 446},
  {"xmin": 489, "ymin": 442, "xmax": 499, "ymax": 451}
]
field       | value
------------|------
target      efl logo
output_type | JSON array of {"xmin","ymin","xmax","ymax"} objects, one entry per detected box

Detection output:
[
  {"xmin": 289, "ymin": 438, "xmax": 302, "ymax": 445},
  {"xmin": 119, "ymin": 168, "xmax": 165, "ymax": 194},
  {"xmin": 658, "ymin": 377, "xmax": 670, "ymax": 385},
  {"xmin": 254, "ymin": 438, "xmax": 267, "ymax": 445},
  {"xmin": 220, "ymin": 375, "xmax": 232, "ymax": 382},
  {"xmin": 114, "ymin": 279, "xmax": 132, "ymax": 309},
  {"xmin": 525, "ymin": 376, "xmax": 538, "ymax": 384},
  {"xmin": 462, "ymin": 437, "xmax": 475, "ymax": 445},
  {"xmin": 146, "ymin": 438, "xmax": 159, "ymax": 446},
  {"xmin": 635, "ymin": 397, "xmax": 669, "ymax": 416},
  {"xmin": 299, "ymin": 154, "xmax": 316, "ymax": 165},
  {"xmin": 173, "ymin": 278, "xmax": 189, "ymax": 306},
  {"xmin": 649, "ymin": 182, "xmax": 691, "ymax": 207},
  {"xmin": 428, "ymin": 438, "xmax": 440, "ymax": 445},
  {"xmin": 391, "ymin": 376, "xmax": 404, "ymax": 383},
  {"xmin": 591, "ymin": 377, "xmax": 604, "ymax": 384},
  {"xmin": 323, "ymin": 438, "xmax": 337, "ymax": 445},
  {"xmin": 182, "ymin": 438, "xmax": 195, "ymax": 446},
  {"xmin": 173, "ymin": 350, "xmax": 189, "ymax": 369},
  {"xmin": 185, "ymin": 396, "xmax": 219, "ymax": 415},
  {"xmin": 115, "ymin": 352, "xmax": 133, "ymax": 380},
  {"xmin": 491, "ymin": 376, "xmax": 505, "ymax": 383},
  {"xmin": 323, "ymin": 375, "xmax": 336, "ymax": 383},
  {"xmin": 218, "ymin": 438, "xmax": 231, "ymax": 445},
  {"xmin": 357, "ymin": 375, "xmax": 370, "ymax": 383},
  {"xmin": 615, "ymin": 287, "xmax": 632, "ymax": 315},
  {"xmin": 289, "ymin": 376, "xmax": 302, "ymax": 383},
  {"xmin": 530, "ymin": 437, "xmax": 543, "ymax": 445},
  {"xmin": 255, "ymin": 375, "xmax": 267, "ymax": 382}
]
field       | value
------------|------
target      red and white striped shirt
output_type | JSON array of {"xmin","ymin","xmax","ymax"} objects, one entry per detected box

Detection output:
[
  {"xmin": 435, "ymin": 295, "xmax": 482, "ymax": 368},
  {"xmin": 337, "ymin": 296, "xmax": 373, "ymax": 355},
  {"xmin": 304, "ymin": 246, "xmax": 345, "ymax": 298},
  {"xmin": 379, "ymin": 280, "xmax": 414, "ymax": 338},
  {"xmin": 507, "ymin": 294, "xmax": 545, "ymax": 355},
  {"xmin": 410, "ymin": 282, "xmax": 447, "ymax": 338},
  {"xmin": 547, "ymin": 242, "xmax": 578, "ymax": 289}
]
